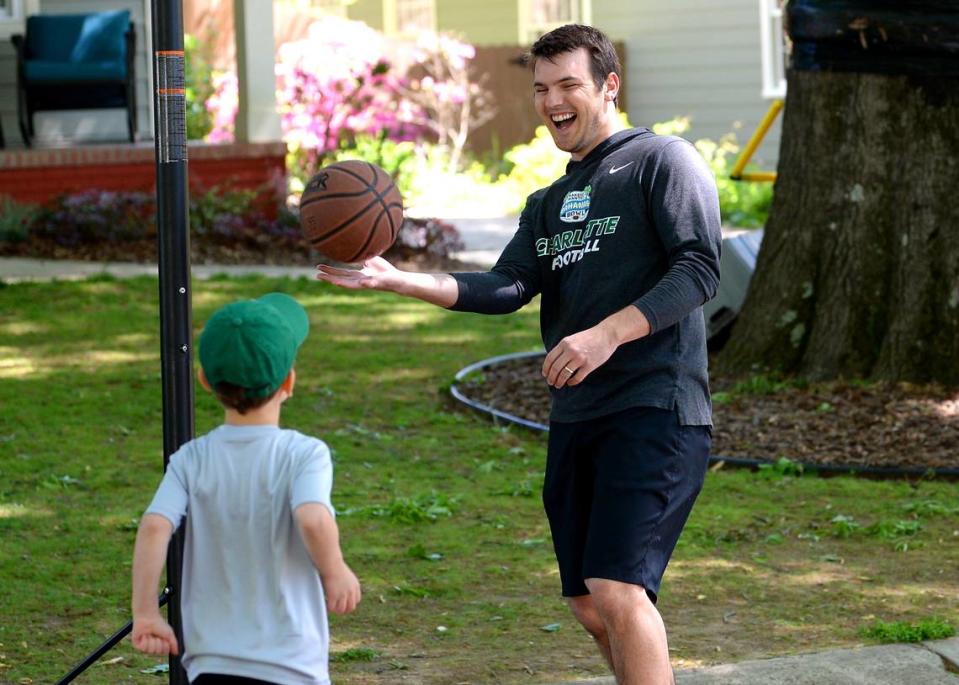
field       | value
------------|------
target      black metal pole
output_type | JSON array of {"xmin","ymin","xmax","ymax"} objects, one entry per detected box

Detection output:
[
  {"xmin": 54, "ymin": 589, "xmax": 173, "ymax": 685},
  {"xmin": 150, "ymin": 2, "xmax": 192, "ymax": 684}
]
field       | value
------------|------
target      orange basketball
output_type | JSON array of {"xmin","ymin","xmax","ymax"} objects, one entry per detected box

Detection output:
[{"xmin": 299, "ymin": 160, "xmax": 404, "ymax": 263}]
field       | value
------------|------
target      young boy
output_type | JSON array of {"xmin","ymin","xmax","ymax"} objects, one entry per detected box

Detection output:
[{"xmin": 131, "ymin": 292, "xmax": 360, "ymax": 685}]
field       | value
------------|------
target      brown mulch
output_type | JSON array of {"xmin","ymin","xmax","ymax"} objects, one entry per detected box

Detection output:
[
  {"xmin": 1, "ymin": 235, "xmax": 310, "ymax": 266},
  {"xmin": 454, "ymin": 354, "xmax": 959, "ymax": 473},
  {"xmin": 8, "ymin": 238, "xmax": 958, "ymax": 473}
]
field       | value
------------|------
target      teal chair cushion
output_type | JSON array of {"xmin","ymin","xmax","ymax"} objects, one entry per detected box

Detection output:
[
  {"xmin": 70, "ymin": 10, "xmax": 129, "ymax": 62},
  {"xmin": 24, "ymin": 59, "xmax": 126, "ymax": 83},
  {"xmin": 24, "ymin": 10, "xmax": 129, "ymax": 65},
  {"xmin": 25, "ymin": 14, "xmax": 84, "ymax": 61}
]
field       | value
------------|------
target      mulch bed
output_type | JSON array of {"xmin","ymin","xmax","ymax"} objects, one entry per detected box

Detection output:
[
  {"xmin": 0, "ymin": 237, "xmax": 485, "ymax": 272},
  {"xmin": 1, "ymin": 235, "xmax": 312, "ymax": 266},
  {"xmin": 454, "ymin": 354, "xmax": 959, "ymax": 473}
]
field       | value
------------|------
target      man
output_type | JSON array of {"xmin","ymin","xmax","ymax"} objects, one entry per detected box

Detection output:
[{"xmin": 317, "ymin": 24, "xmax": 721, "ymax": 685}]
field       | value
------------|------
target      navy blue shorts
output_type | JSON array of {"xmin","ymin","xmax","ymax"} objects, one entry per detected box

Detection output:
[{"xmin": 543, "ymin": 406, "xmax": 711, "ymax": 602}]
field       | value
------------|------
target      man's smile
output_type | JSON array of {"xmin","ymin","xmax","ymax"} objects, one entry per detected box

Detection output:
[{"xmin": 551, "ymin": 112, "xmax": 578, "ymax": 131}]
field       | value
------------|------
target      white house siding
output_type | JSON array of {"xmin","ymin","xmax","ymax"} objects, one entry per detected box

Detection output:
[
  {"xmin": 436, "ymin": 0, "xmax": 521, "ymax": 46},
  {"xmin": 593, "ymin": 0, "xmax": 782, "ymax": 168},
  {"xmin": 0, "ymin": 0, "xmax": 153, "ymax": 148}
]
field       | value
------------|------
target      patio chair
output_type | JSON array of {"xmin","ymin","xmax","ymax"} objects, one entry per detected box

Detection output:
[{"xmin": 11, "ymin": 10, "xmax": 136, "ymax": 147}]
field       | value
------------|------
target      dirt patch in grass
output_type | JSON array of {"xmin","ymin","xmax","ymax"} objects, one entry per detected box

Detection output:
[{"xmin": 453, "ymin": 353, "xmax": 959, "ymax": 473}]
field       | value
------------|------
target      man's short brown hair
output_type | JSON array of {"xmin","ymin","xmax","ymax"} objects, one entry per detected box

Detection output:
[{"xmin": 528, "ymin": 24, "xmax": 621, "ymax": 104}]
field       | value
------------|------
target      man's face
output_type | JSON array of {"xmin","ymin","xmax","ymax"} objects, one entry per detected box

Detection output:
[{"xmin": 533, "ymin": 47, "xmax": 618, "ymax": 161}]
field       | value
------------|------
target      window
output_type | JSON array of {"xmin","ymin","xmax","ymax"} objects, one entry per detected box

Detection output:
[
  {"xmin": 384, "ymin": 0, "xmax": 435, "ymax": 35},
  {"xmin": 759, "ymin": 0, "xmax": 787, "ymax": 99},
  {"xmin": 0, "ymin": 0, "xmax": 24, "ymax": 22},
  {"xmin": 520, "ymin": 0, "xmax": 590, "ymax": 44},
  {"xmin": 396, "ymin": 0, "xmax": 434, "ymax": 33}
]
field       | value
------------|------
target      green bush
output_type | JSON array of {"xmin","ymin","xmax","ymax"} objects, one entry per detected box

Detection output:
[
  {"xmin": 24, "ymin": 188, "xmax": 301, "ymax": 250},
  {"xmin": 286, "ymin": 134, "xmax": 418, "ymax": 204},
  {"xmin": 282, "ymin": 114, "xmax": 774, "ymax": 224},
  {"xmin": 494, "ymin": 125, "xmax": 570, "ymax": 214},
  {"xmin": 695, "ymin": 134, "xmax": 773, "ymax": 228},
  {"xmin": 0, "ymin": 196, "xmax": 38, "ymax": 243},
  {"xmin": 654, "ymin": 117, "xmax": 773, "ymax": 228},
  {"xmin": 184, "ymin": 34, "xmax": 215, "ymax": 141},
  {"xmin": 189, "ymin": 186, "xmax": 262, "ymax": 239},
  {"xmin": 30, "ymin": 191, "xmax": 155, "ymax": 246},
  {"xmin": 491, "ymin": 114, "xmax": 774, "ymax": 226},
  {"xmin": 385, "ymin": 217, "xmax": 464, "ymax": 261},
  {"xmin": 9, "ymin": 187, "xmax": 467, "ymax": 263}
]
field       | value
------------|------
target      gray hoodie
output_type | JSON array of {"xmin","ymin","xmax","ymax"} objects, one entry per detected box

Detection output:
[{"xmin": 451, "ymin": 127, "xmax": 722, "ymax": 426}]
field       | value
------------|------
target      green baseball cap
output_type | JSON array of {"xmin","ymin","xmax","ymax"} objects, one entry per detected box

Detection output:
[{"xmin": 199, "ymin": 293, "xmax": 309, "ymax": 399}]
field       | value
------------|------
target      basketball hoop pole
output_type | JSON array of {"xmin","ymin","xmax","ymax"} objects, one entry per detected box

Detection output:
[
  {"xmin": 151, "ymin": 1, "xmax": 193, "ymax": 683},
  {"xmin": 52, "ymin": 5, "xmax": 192, "ymax": 683}
]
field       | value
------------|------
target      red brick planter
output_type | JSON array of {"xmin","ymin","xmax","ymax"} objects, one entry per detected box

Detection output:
[{"xmin": 0, "ymin": 141, "xmax": 288, "ymax": 205}]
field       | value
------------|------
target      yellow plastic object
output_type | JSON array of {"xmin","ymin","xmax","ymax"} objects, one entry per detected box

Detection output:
[
  {"xmin": 730, "ymin": 99, "xmax": 784, "ymax": 182},
  {"xmin": 736, "ymin": 171, "xmax": 778, "ymax": 182}
]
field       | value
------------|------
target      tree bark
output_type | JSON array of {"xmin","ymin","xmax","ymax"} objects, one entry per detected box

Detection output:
[{"xmin": 718, "ymin": 69, "xmax": 959, "ymax": 384}]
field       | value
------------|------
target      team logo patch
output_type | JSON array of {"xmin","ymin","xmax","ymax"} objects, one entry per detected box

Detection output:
[{"xmin": 559, "ymin": 185, "xmax": 591, "ymax": 223}]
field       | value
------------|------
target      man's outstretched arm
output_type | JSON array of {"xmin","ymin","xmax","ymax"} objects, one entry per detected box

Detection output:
[
  {"xmin": 317, "ymin": 203, "xmax": 543, "ymax": 314},
  {"xmin": 316, "ymin": 257, "xmax": 461, "ymax": 307}
]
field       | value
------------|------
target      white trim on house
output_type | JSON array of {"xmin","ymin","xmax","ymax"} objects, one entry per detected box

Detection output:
[
  {"xmin": 382, "ymin": 0, "xmax": 436, "ymax": 37},
  {"xmin": 518, "ymin": 0, "xmax": 591, "ymax": 44},
  {"xmin": 0, "ymin": 0, "xmax": 36, "ymax": 39},
  {"xmin": 0, "ymin": 0, "xmax": 25, "ymax": 23},
  {"xmin": 234, "ymin": 0, "xmax": 282, "ymax": 142},
  {"xmin": 759, "ymin": 0, "xmax": 786, "ymax": 99}
]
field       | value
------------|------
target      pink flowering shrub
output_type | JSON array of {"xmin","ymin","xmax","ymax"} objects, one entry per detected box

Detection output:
[
  {"xmin": 204, "ymin": 18, "xmax": 428, "ymax": 152},
  {"xmin": 205, "ymin": 71, "xmax": 239, "ymax": 144},
  {"xmin": 400, "ymin": 32, "xmax": 494, "ymax": 173},
  {"xmin": 203, "ymin": 18, "xmax": 491, "ymax": 175},
  {"xmin": 276, "ymin": 18, "xmax": 426, "ymax": 161}
]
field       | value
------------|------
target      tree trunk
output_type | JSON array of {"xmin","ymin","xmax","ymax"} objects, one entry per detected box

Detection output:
[{"xmin": 718, "ymin": 69, "xmax": 959, "ymax": 384}]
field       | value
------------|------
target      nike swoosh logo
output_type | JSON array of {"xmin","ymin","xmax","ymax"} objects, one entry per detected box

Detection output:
[{"xmin": 609, "ymin": 162, "xmax": 634, "ymax": 174}]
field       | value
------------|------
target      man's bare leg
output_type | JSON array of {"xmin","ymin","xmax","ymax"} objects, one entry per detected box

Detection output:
[
  {"xmin": 567, "ymin": 594, "xmax": 613, "ymax": 668},
  {"xmin": 583, "ymin": 577, "xmax": 673, "ymax": 685}
]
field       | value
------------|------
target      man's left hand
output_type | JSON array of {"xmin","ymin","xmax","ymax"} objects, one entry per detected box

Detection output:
[
  {"xmin": 542, "ymin": 305, "xmax": 651, "ymax": 389},
  {"xmin": 543, "ymin": 325, "xmax": 619, "ymax": 389}
]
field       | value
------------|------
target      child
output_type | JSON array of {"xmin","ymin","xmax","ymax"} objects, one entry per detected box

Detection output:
[{"xmin": 130, "ymin": 292, "xmax": 360, "ymax": 685}]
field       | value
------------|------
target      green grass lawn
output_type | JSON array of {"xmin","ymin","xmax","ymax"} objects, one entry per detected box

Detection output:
[{"xmin": 1, "ymin": 275, "xmax": 957, "ymax": 684}]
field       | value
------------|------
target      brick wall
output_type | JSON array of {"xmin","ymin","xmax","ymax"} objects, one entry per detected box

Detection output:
[{"xmin": 0, "ymin": 141, "xmax": 288, "ymax": 205}]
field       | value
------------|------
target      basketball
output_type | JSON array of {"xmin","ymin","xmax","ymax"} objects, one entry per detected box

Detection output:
[{"xmin": 299, "ymin": 160, "xmax": 404, "ymax": 263}]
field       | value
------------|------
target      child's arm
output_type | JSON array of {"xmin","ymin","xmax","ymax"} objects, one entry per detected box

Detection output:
[
  {"xmin": 130, "ymin": 514, "xmax": 180, "ymax": 655},
  {"xmin": 294, "ymin": 503, "xmax": 361, "ymax": 614}
]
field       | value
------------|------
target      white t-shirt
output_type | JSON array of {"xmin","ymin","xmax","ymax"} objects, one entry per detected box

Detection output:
[{"xmin": 146, "ymin": 424, "xmax": 335, "ymax": 685}]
